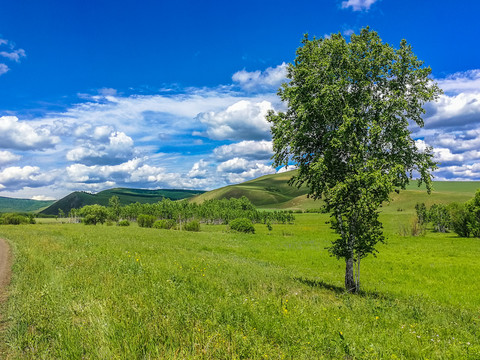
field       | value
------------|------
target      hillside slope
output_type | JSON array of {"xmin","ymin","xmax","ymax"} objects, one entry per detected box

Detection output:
[
  {"xmin": 191, "ymin": 171, "xmax": 480, "ymax": 211},
  {"xmin": 0, "ymin": 196, "xmax": 55, "ymax": 213},
  {"xmin": 40, "ymin": 188, "xmax": 205, "ymax": 215},
  {"xmin": 191, "ymin": 171, "xmax": 319, "ymax": 209}
]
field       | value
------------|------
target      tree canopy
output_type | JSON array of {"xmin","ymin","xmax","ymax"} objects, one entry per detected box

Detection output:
[{"xmin": 267, "ymin": 28, "xmax": 442, "ymax": 292}]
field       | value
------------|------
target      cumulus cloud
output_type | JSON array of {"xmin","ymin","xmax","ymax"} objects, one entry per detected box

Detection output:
[
  {"xmin": 187, "ymin": 160, "xmax": 209, "ymax": 179},
  {"xmin": 213, "ymin": 140, "xmax": 272, "ymax": 161},
  {"xmin": 66, "ymin": 130, "xmax": 135, "ymax": 165},
  {"xmin": 0, "ymin": 166, "xmax": 53, "ymax": 190},
  {"xmin": 0, "ymin": 150, "xmax": 21, "ymax": 166},
  {"xmin": 437, "ymin": 70, "xmax": 480, "ymax": 94},
  {"xmin": 341, "ymin": 0, "xmax": 378, "ymax": 11},
  {"xmin": 435, "ymin": 163, "xmax": 480, "ymax": 180},
  {"xmin": 0, "ymin": 64, "xmax": 8, "ymax": 76},
  {"xmin": 65, "ymin": 157, "xmax": 212, "ymax": 190},
  {"xmin": 423, "ymin": 92, "xmax": 480, "ymax": 129},
  {"xmin": 277, "ymin": 165, "xmax": 297, "ymax": 173},
  {"xmin": 232, "ymin": 63, "xmax": 287, "ymax": 91},
  {"xmin": 0, "ymin": 48, "xmax": 26, "ymax": 62},
  {"xmin": 197, "ymin": 100, "xmax": 273, "ymax": 141},
  {"xmin": 0, "ymin": 116, "xmax": 60, "ymax": 150},
  {"xmin": 0, "ymin": 38, "xmax": 26, "ymax": 77},
  {"xmin": 31, "ymin": 195, "xmax": 56, "ymax": 201},
  {"xmin": 216, "ymin": 157, "xmax": 275, "ymax": 184}
]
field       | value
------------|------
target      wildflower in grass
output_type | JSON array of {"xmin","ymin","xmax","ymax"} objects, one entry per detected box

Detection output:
[{"xmin": 375, "ymin": 316, "xmax": 379, "ymax": 320}]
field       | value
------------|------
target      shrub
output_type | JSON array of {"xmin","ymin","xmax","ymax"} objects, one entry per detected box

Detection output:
[
  {"xmin": 79, "ymin": 205, "xmax": 108, "ymax": 225},
  {"xmin": 449, "ymin": 202, "xmax": 472, "ymax": 237},
  {"xmin": 183, "ymin": 220, "xmax": 200, "ymax": 232},
  {"xmin": 153, "ymin": 219, "xmax": 176, "ymax": 230},
  {"xmin": 229, "ymin": 218, "xmax": 255, "ymax": 234},
  {"xmin": 2, "ymin": 213, "xmax": 30, "ymax": 225},
  {"xmin": 118, "ymin": 220, "xmax": 130, "ymax": 226},
  {"xmin": 137, "ymin": 214, "xmax": 156, "ymax": 228},
  {"xmin": 266, "ymin": 220, "xmax": 272, "ymax": 231}
]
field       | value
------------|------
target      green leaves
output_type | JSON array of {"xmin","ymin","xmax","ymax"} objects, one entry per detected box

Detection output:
[{"xmin": 267, "ymin": 28, "xmax": 442, "ymax": 292}]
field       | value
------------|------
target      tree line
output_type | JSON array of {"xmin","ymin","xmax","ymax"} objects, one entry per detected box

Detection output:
[
  {"xmin": 415, "ymin": 189, "xmax": 480, "ymax": 237},
  {"xmin": 71, "ymin": 196, "xmax": 295, "ymax": 226}
]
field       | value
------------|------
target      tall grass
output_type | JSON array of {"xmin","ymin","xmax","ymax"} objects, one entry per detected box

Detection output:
[{"xmin": 0, "ymin": 214, "xmax": 479, "ymax": 359}]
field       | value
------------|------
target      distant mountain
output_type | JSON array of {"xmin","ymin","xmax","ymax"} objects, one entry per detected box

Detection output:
[
  {"xmin": 40, "ymin": 188, "xmax": 205, "ymax": 215},
  {"xmin": 0, "ymin": 196, "xmax": 55, "ymax": 213}
]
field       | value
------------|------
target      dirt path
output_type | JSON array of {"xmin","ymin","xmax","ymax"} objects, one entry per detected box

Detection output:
[
  {"xmin": 0, "ymin": 238, "xmax": 11, "ymax": 324},
  {"xmin": 0, "ymin": 238, "xmax": 11, "ymax": 299}
]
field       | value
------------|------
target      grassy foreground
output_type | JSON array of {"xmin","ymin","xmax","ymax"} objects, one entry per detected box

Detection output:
[{"xmin": 0, "ymin": 214, "xmax": 479, "ymax": 359}]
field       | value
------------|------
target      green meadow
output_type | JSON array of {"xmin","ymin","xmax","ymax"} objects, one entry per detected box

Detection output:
[{"xmin": 0, "ymin": 210, "xmax": 479, "ymax": 359}]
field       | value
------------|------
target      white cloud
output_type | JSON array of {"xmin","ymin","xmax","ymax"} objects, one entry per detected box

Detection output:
[
  {"xmin": 341, "ymin": 0, "xmax": 378, "ymax": 11},
  {"xmin": 32, "ymin": 195, "xmax": 56, "ymax": 201},
  {"xmin": 0, "ymin": 48, "xmax": 26, "ymax": 62},
  {"xmin": 0, "ymin": 166, "xmax": 53, "ymax": 190},
  {"xmin": 217, "ymin": 157, "xmax": 251, "ymax": 173},
  {"xmin": 188, "ymin": 160, "xmax": 209, "ymax": 178},
  {"xmin": 343, "ymin": 29, "xmax": 355, "ymax": 36},
  {"xmin": 0, "ymin": 150, "xmax": 21, "ymax": 166},
  {"xmin": 424, "ymin": 92, "xmax": 480, "ymax": 129},
  {"xmin": 64, "ymin": 157, "xmax": 208, "ymax": 190},
  {"xmin": 0, "ymin": 116, "xmax": 60, "ymax": 150},
  {"xmin": 98, "ymin": 88, "xmax": 118, "ymax": 96},
  {"xmin": 232, "ymin": 63, "xmax": 287, "ymax": 91},
  {"xmin": 213, "ymin": 140, "xmax": 272, "ymax": 161},
  {"xmin": 437, "ymin": 70, "xmax": 480, "ymax": 94},
  {"xmin": 436, "ymin": 163, "xmax": 480, "ymax": 180},
  {"xmin": 216, "ymin": 157, "xmax": 275, "ymax": 184},
  {"xmin": 66, "ymin": 130, "xmax": 135, "ymax": 165},
  {"xmin": 277, "ymin": 165, "xmax": 297, "ymax": 173},
  {"xmin": 0, "ymin": 64, "xmax": 8, "ymax": 76},
  {"xmin": 197, "ymin": 100, "xmax": 273, "ymax": 141}
]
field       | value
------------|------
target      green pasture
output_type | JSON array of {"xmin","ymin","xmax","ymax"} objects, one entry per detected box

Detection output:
[
  {"xmin": 0, "ymin": 213, "xmax": 479, "ymax": 359},
  {"xmin": 191, "ymin": 169, "xmax": 480, "ymax": 211}
]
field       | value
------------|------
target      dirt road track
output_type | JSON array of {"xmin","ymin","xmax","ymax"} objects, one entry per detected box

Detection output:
[
  {"xmin": 0, "ymin": 238, "xmax": 11, "ymax": 313},
  {"xmin": 0, "ymin": 238, "xmax": 11, "ymax": 356}
]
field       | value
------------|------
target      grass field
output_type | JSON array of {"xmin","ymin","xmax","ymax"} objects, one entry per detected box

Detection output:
[{"xmin": 0, "ymin": 212, "xmax": 479, "ymax": 359}]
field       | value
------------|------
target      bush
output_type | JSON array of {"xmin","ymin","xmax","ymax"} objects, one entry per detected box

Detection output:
[
  {"xmin": 229, "ymin": 218, "xmax": 255, "ymax": 234},
  {"xmin": 153, "ymin": 219, "xmax": 176, "ymax": 230},
  {"xmin": 137, "ymin": 214, "xmax": 156, "ymax": 228},
  {"xmin": 449, "ymin": 202, "xmax": 472, "ymax": 237},
  {"xmin": 79, "ymin": 205, "xmax": 108, "ymax": 225},
  {"xmin": 2, "ymin": 213, "xmax": 29, "ymax": 225},
  {"xmin": 118, "ymin": 220, "xmax": 130, "ymax": 226},
  {"xmin": 183, "ymin": 220, "xmax": 200, "ymax": 232}
]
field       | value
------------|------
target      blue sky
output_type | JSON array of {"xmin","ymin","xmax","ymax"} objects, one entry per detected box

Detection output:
[{"xmin": 1, "ymin": 0, "xmax": 480, "ymax": 199}]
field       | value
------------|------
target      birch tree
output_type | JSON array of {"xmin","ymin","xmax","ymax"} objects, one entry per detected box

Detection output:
[{"xmin": 267, "ymin": 28, "xmax": 441, "ymax": 292}]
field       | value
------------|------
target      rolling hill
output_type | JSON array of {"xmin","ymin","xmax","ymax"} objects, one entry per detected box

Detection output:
[
  {"xmin": 0, "ymin": 196, "xmax": 55, "ymax": 214},
  {"xmin": 40, "ymin": 188, "xmax": 205, "ymax": 215},
  {"xmin": 191, "ymin": 170, "xmax": 480, "ymax": 211},
  {"xmin": 190, "ymin": 171, "xmax": 315, "ymax": 209}
]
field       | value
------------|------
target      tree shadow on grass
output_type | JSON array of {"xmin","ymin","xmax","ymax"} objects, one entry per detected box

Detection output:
[
  {"xmin": 294, "ymin": 276, "xmax": 391, "ymax": 300},
  {"xmin": 294, "ymin": 277, "xmax": 345, "ymax": 294}
]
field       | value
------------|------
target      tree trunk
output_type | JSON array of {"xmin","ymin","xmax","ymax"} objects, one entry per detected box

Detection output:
[{"xmin": 345, "ymin": 256, "xmax": 357, "ymax": 293}]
